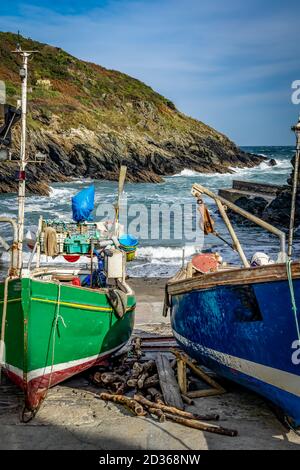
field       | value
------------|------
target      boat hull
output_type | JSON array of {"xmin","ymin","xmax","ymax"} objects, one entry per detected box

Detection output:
[
  {"xmin": 170, "ymin": 265, "xmax": 300, "ymax": 426},
  {"xmin": 0, "ymin": 277, "xmax": 135, "ymax": 409}
]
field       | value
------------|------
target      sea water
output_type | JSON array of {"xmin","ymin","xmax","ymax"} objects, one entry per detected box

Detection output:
[{"xmin": 0, "ymin": 146, "xmax": 299, "ymax": 278}]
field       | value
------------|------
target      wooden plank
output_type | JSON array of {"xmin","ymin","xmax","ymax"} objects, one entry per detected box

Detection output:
[
  {"xmin": 118, "ymin": 165, "xmax": 127, "ymax": 196},
  {"xmin": 232, "ymin": 180, "xmax": 281, "ymax": 194},
  {"xmin": 184, "ymin": 359, "xmax": 225, "ymax": 393},
  {"xmin": 186, "ymin": 262, "xmax": 193, "ymax": 278},
  {"xmin": 177, "ymin": 358, "xmax": 187, "ymax": 394},
  {"xmin": 215, "ymin": 198, "xmax": 249, "ymax": 268},
  {"xmin": 172, "ymin": 350, "xmax": 225, "ymax": 394},
  {"xmin": 155, "ymin": 353, "xmax": 184, "ymax": 410}
]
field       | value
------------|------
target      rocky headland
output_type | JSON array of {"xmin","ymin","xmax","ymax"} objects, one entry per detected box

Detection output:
[{"xmin": 0, "ymin": 32, "xmax": 265, "ymax": 195}]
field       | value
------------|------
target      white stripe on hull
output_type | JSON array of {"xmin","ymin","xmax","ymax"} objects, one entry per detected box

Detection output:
[
  {"xmin": 173, "ymin": 330, "xmax": 300, "ymax": 398},
  {"xmin": 3, "ymin": 342, "xmax": 127, "ymax": 382}
]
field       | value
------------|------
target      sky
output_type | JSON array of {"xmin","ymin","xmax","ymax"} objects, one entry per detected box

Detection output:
[{"xmin": 0, "ymin": 0, "xmax": 299, "ymax": 145}]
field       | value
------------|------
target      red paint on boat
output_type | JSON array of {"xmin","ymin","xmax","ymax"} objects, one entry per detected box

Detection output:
[
  {"xmin": 63, "ymin": 255, "xmax": 80, "ymax": 263},
  {"xmin": 4, "ymin": 350, "xmax": 119, "ymax": 410}
]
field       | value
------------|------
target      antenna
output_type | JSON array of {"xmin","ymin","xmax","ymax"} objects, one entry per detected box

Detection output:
[
  {"xmin": 16, "ymin": 30, "xmax": 21, "ymax": 51},
  {"xmin": 11, "ymin": 45, "xmax": 39, "ymax": 271}
]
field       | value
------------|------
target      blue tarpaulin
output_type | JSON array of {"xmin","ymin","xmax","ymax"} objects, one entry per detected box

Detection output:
[{"xmin": 72, "ymin": 185, "xmax": 95, "ymax": 222}]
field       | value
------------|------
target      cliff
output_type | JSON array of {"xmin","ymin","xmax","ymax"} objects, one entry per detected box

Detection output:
[{"xmin": 0, "ymin": 32, "xmax": 264, "ymax": 195}]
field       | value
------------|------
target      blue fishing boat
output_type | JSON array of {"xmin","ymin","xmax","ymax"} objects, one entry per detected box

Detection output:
[{"xmin": 166, "ymin": 118, "xmax": 300, "ymax": 427}]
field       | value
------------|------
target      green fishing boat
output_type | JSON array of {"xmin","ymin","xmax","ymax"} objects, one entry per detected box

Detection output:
[{"xmin": 0, "ymin": 47, "xmax": 136, "ymax": 414}]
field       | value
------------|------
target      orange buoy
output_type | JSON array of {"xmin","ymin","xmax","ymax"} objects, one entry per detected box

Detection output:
[
  {"xmin": 71, "ymin": 277, "xmax": 81, "ymax": 286},
  {"xmin": 191, "ymin": 253, "xmax": 219, "ymax": 273}
]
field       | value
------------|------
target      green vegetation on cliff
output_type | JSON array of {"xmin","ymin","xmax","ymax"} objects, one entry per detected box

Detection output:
[{"xmin": 0, "ymin": 32, "xmax": 264, "ymax": 194}]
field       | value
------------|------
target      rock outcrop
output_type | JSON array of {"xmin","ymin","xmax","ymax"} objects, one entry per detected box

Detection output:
[
  {"xmin": 227, "ymin": 150, "xmax": 299, "ymax": 229},
  {"xmin": 263, "ymin": 149, "xmax": 300, "ymax": 228}
]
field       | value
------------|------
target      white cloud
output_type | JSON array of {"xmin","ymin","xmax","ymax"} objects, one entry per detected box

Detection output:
[{"xmin": 0, "ymin": 0, "xmax": 299, "ymax": 144}]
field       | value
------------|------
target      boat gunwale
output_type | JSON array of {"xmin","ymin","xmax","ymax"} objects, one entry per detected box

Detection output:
[
  {"xmin": 30, "ymin": 275, "xmax": 109, "ymax": 295},
  {"xmin": 28, "ymin": 277, "xmax": 136, "ymax": 312},
  {"xmin": 167, "ymin": 261, "xmax": 300, "ymax": 295},
  {"xmin": 0, "ymin": 275, "xmax": 133, "ymax": 297},
  {"xmin": 24, "ymin": 269, "xmax": 135, "ymax": 296}
]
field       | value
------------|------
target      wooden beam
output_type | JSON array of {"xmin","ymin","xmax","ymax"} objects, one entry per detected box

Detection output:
[
  {"xmin": 187, "ymin": 389, "xmax": 225, "ymax": 399},
  {"xmin": 164, "ymin": 413, "xmax": 237, "ymax": 437},
  {"xmin": 177, "ymin": 358, "xmax": 187, "ymax": 394},
  {"xmin": 215, "ymin": 199, "xmax": 249, "ymax": 268},
  {"xmin": 172, "ymin": 350, "xmax": 226, "ymax": 395},
  {"xmin": 155, "ymin": 353, "xmax": 184, "ymax": 410}
]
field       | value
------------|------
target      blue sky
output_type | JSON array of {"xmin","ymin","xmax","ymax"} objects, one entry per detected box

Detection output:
[{"xmin": 1, "ymin": 0, "xmax": 299, "ymax": 145}]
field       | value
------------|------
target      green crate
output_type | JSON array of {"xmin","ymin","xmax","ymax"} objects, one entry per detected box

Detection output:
[{"xmin": 64, "ymin": 235, "xmax": 91, "ymax": 254}]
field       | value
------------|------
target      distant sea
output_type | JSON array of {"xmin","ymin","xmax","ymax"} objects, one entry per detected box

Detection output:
[{"xmin": 0, "ymin": 146, "xmax": 299, "ymax": 278}]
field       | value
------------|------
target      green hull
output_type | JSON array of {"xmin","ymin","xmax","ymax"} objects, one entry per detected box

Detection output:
[{"xmin": 0, "ymin": 277, "xmax": 135, "ymax": 409}]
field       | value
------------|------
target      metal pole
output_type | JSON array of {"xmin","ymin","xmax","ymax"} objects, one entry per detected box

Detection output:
[
  {"xmin": 182, "ymin": 247, "xmax": 186, "ymax": 268},
  {"xmin": 90, "ymin": 241, "xmax": 94, "ymax": 287},
  {"xmin": 288, "ymin": 118, "xmax": 300, "ymax": 259},
  {"xmin": 215, "ymin": 199, "xmax": 249, "ymax": 267},
  {"xmin": 17, "ymin": 52, "xmax": 30, "ymax": 272}
]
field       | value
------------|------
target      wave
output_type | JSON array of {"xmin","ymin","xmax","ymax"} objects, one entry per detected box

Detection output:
[
  {"xmin": 170, "ymin": 156, "xmax": 292, "ymax": 180},
  {"xmin": 273, "ymin": 159, "xmax": 292, "ymax": 169},
  {"xmin": 172, "ymin": 169, "xmax": 199, "ymax": 177},
  {"xmin": 49, "ymin": 186, "xmax": 77, "ymax": 198},
  {"xmin": 171, "ymin": 162, "xmax": 269, "ymax": 179},
  {"xmin": 136, "ymin": 245, "xmax": 197, "ymax": 260},
  {"xmin": 69, "ymin": 178, "xmax": 93, "ymax": 185}
]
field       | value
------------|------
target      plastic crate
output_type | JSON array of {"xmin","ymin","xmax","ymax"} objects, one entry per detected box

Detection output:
[{"xmin": 64, "ymin": 235, "xmax": 91, "ymax": 254}]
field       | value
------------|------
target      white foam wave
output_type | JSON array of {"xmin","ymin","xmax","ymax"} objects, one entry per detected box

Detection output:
[
  {"xmin": 136, "ymin": 245, "xmax": 197, "ymax": 260},
  {"xmin": 170, "ymin": 157, "xmax": 292, "ymax": 180},
  {"xmin": 274, "ymin": 159, "xmax": 292, "ymax": 169},
  {"xmin": 49, "ymin": 186, "xmax": 77, "ymax": 199},
  {"xmin": 171, "ymin": 164, "xmax": 264, "ymax": 179},
  {"xmin": 173, "ymin": 169, "xmax": 199, "ymax": 177},
  {"xmin": 70, "ymin": 178, "xmax": 93, "ymax": 185}
]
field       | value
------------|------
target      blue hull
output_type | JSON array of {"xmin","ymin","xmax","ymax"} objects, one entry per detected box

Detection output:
[{"xmin": 171, "ymin": 276, "xmax": 300, "ymax": 426}]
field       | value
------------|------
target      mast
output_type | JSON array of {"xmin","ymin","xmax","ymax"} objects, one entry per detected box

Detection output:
[
  {"xmin": 12, "ymin": 46, "xmax": 37, "ymax": 272},
  {"xmin": 288, "ymin": 116, "xmax": 300, "ymax": 259},
  {"xmin": 17, "ymin": 51, "xmax": 29, "ymax": 271}
]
